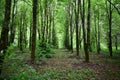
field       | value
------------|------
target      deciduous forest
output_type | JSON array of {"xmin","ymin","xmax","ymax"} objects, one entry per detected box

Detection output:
[{"xmin": 0, "ymin": 0, "xmax": 120, "ymax": 80}]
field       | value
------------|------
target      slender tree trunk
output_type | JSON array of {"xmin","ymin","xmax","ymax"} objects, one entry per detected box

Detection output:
[
  {"xmin": 70, "ymin": 4, "xmax": 73, "ymax": 53},
  {"xmin": 29, "ymin": 20, "xmax": 32, "ymax": 50},
  {"xmin": 31, "ymin": 0, "xmax": 37, "ymax": 63},
  {"xmin": 10, "ymin": 0, "xmax": 17, "ymax": 44},
  {"xmin": 115, "ymin": 35, "xmax": 118, "ymax": 50},
  {"xmin": 97, "ymin": 6, "xmax": 101, "ymax": 54},
  {"xmin": 52, "ymin": 10, "xmax": 57, "ymax": 48},
  {"xmin": 48, "ymin": 7, "xmax": 52, "ymax": 44},
  {"xmin": 44, "ymin": 0, "xmax": 47, "ymax": 43},
  {"xmin": 109, "ymin": 0, "xmax": 112, "ymax": 57},
  {"xmin": 94, "ymin": 10, "xmax": 97, "ymax": 51},
  {"xmin": 74, "ymin": 0, "xmax": 79, "ymax": 56},
  {"xmin": 40, "ymin": 2, "xmax": 45, "ymax": 44},
  {"xmin": 64, "ymin": 11, "xmax": 70, "ymax": 49},
  {"xmin": 87, "ymin": 0, "xmax": 91, "ymax": 52},
  {"xmin": 19, "ymin": 13, "xmax": 23, "ymax": 51},
  {"xmin": 42, "ymin": 8, "xmax": 45, "ymax": 44},
  {"xmin": 46, "ymin": 2, "xmax": 49, "ymax": 43},
  {"xmin": 21, "ymin": 11, "xmax": 27, "ymax": 48}
]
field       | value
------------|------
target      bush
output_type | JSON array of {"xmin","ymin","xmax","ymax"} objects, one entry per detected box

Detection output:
[{"xmin": 36, "ymin": 41, "xmax": 55, "ymax": 59}]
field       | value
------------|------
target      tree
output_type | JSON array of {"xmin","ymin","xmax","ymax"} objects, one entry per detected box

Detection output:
[
  {"xmin": 9, "ymin": 0, "xmax": 17, "ymax": 44},
  {"xmin": 64, "ymin": 5, "xmax": 70, "ymax": 50},
  {"xmin": 80, "ymin": 0, "xmax": 89, "ymax": 62},
  {"xmin": 31, "ymin": 0, "xmax": 37, "ymax": 63},
  {"xmin": 97, "ymin": 6, "xmax": 101, "ymax": 54},
  {"xmin": 108, "ymin": 0, "xmax": 113, "ymax": 57},
  {"xmin": 0, "ymin": 0, "xmax": 12, "ymax": 74},
  {"xmin": 70, "ymin": 2, "xmax": 73, "ymax": 53},
  {"xmin": 74, "ymin": 0, "xmax": 80, "ymax": 56},
  {"xmin": 86, "ymin": 0, "xmax": 91, "ymax": 61}
]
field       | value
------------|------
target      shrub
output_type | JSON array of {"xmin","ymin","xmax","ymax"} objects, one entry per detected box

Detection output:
[{"xmin": 36, "ymin": 41, "xmax": 55, "ymax": 60}]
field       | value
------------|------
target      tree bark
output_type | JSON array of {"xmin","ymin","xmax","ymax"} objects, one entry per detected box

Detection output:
[
  {"xmin": 80, "ymin": 0, "xmax": 89, "ymax": 62},
  {"xmin": 109, "ymin": 0, "xmax": 113, "ymax": 57},
  {"xmin": 70, "ymin": 4, "xmax": 73, "ymax": 53},
  {"xmin": 97, "ymin": 6, "xmax": 101, "ymax": 54},
  {"xmin": 94, "ymin": 9, "xmax": 97, "ymax": 51},
  {"xmin": 31, "ymin": 0, "xmax": 37, "ymax": 63},
  {"xmin": 86, "ymin": 0, "xmax": 91, "ymax": 61},
  {"xmin": 115, "ymin": 35, "xmax": 118, "ymax": 50},
  {"xmin": 74, "ymin": 0, "xmax": 79, "ymax": 56},
  {"xmin": 0, "ymin": 0, "xmax": 12, "ymax": 74},
  {"xmin": 19, "ymin": 13, "xmax": 23, "ymax": 51},
  {"xmin": 10, "ymin": 0, "xmax": 17, "ymax": 44}
]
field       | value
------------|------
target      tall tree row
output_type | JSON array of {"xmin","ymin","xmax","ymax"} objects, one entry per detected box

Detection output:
[
  {"xmin": 38, "ymin": 0, "xmax": 58, "ymax": 48},
  {"xmin": 64, "ymin": 0, "xmax": 91, "ymax": 62}
]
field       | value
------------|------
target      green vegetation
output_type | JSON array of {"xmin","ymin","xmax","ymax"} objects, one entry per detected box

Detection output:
[
  {"xmin": 1, "ymin": 49, "xmax": 120, "ymax": 80},
  {"xmin": 36, "ymin": 41, "xmax": 55, "ymax": 59},
  {"xmin": 0, "ymin": 0, "xmax": 120, "ymax": 80}
]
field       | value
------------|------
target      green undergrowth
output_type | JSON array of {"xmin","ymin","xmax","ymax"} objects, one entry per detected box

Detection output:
[
  {"xmin": 0, "ymin": 46, "xmax": 95, "ymax": 80},
  {"xmin": 1, "ymin": 63, "xmax": 96, "ymax": 80},
  {"xmin": 100, "ymin": 58, "xmax": 120, "ymax": 66},
  {"xmin": 38, "ymin": 67, "xmax": 95, "ymax": 80},
  {"xmin": 36, "ymin": 41, "xmax": 55, "ymax": 60},
  {"xmin": 1, "ymin": 53, "xmax": 96, "ymax": 80},
  {"xmin": 104, "ymin": 70, "xmax": 120, "ymax": 80},
  {"xmin": 1, "ymin": 46, "xmax": 120, "ymax": 80}
]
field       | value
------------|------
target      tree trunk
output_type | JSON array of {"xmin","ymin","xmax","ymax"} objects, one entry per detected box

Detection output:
[
  {"xmin": 115, "ymin": 35, "xmax": 118, "ymax": 50},
  {"xmin": 74, "ymin": 0, "xmax": 79, "ymax": 56},
  {"xmin": 97, "ymin": 6, "xmax": 101, "ymax": 54},
  {"xmin": 70, "ymin": 4, "xmax": 73, "ymax": 53},
  {"xmin": 52, "ymin": 10, "xmax": 57, "ymax": 48},
  {"xmin": 80, "ymin": 0, "xmax": 89, "ymax": 62},
  {"xmin": 86, "ymin": 0, "xmax": 91, "ymax": 61},
  {"xmin": 29, "ymin": 20, "xmax": 32, "ymax": 50},
  {"xmin": 9, "ymin": 0, "xmax": 17, "ymax": 44},
  {"xmin": 48, "ymin": 7, "xmax": 52, "ymax": 44},
  {"xmin": 108, "ymin": 0, "xmax": 112, "ymax": 57},
  {"xmin": 31, "ymin": 0, "xmax": 37, "ymax": 63},
  {"xmin": 0, "ymin": 0, "xmax": 12, "ymax": 74},
  {"xmin": 64, "ymin": 12, "xmax": 70, "ymax": 49},
  {"xmin": 19, "ymin": 13, "xmax": 23, "ymax": 51},
  {"xmin": 94, "ymin": 10, "xmax": 97, "ymax": 51}
]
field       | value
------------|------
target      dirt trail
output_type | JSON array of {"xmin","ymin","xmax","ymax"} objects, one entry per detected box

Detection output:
[{"xmin": 43, "ymin": 49, "xmax": 77, "ymax": 70}]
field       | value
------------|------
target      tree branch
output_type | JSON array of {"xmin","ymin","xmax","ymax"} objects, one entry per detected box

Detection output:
[{"xmin": 107, "ymin": 0, "xmax": 120, "ymax": 15}]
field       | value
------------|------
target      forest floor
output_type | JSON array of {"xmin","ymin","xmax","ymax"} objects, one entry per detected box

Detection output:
[{"xmin": 1, "ymin": 49, "xmax": 120, "ymax": 80}]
